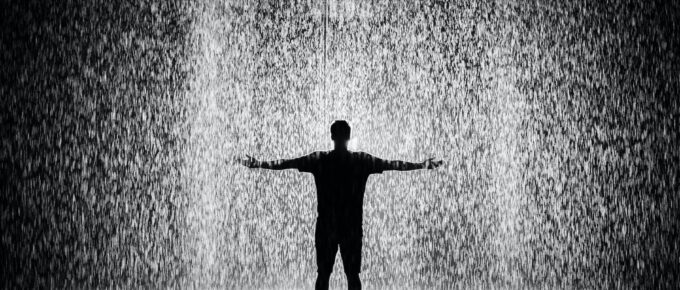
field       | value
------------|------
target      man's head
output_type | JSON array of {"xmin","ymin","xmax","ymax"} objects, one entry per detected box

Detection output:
[{"xmin": 330, "ymin": 120, "xmax": 351, "ymax": 148}]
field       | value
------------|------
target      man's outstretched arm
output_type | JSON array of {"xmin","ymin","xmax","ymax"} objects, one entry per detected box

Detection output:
[
  {"xmin": 237, "ymin": 154, "xmax": 305, "ymax": 170},
  {"xmin": 379, "ymin": 157, "xmax": 443, "ymax": 171}
]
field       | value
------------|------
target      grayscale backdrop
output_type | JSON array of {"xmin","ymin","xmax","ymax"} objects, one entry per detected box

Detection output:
[{"xmin": 1, "ymin": 0, "xmax": 679, "ymax": 288}]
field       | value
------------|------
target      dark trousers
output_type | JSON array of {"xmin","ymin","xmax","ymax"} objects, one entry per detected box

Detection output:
[{"xmin": 314, "ymin": 223, "xmax": 362, "ymax": 290}]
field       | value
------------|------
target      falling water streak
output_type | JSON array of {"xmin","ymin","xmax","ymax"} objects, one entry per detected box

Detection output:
[{"xmin": 184, "ymin": 3, "xmax": 226, "ymax": 286}]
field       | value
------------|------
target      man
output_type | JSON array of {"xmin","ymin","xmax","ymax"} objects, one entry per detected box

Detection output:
[{"xmin": 238, "ymin": 120, "xmax": 442, "ymax": 290}]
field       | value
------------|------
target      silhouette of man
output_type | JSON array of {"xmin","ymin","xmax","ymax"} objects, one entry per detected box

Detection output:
[{"xmin": 238, "ymin": 120, "xmax": 442, "ymax": 290}]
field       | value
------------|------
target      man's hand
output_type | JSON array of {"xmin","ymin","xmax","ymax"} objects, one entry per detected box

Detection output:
[
  {"xmin": 422, "ymin": 157, "xmax": 443, "ymax": 169},
  {"xmin": 236, "ymin": 154, "xmax": 260, "ymax": 168}
]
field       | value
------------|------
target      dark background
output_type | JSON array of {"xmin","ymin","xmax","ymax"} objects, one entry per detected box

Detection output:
[{"xmin": 1, "ymin": 0, "xmax": 679, "ymax": 288}]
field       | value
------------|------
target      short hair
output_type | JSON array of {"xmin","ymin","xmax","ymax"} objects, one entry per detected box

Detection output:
[{"xmin": 330, "ymin": 120, "xmax": 351, "ymax": 141}]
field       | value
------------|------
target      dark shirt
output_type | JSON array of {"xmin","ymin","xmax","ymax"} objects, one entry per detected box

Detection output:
[{"xmin": 293, "ymin": 150, "xmax": 387, "ymax": 233}]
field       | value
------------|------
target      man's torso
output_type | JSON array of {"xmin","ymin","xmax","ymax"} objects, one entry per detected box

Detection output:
[{"xmin": 299, "ymin": 150, "xmax": 382, "ymax": 233}]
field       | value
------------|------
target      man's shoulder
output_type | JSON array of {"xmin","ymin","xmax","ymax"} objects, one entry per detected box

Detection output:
[
  {"xmin": 351, "ymin": 151, "xmax": 374, "ymax": 159},
  {"xmin": 307, "ymin": 150, "xmax": 330, "ymax": 158}
]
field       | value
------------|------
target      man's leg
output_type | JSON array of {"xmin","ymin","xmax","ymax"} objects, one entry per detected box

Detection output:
[
  {"xmin": 316, "ymin": 271, "xmax": 332, "ymax": 290},
  {"xmin": 340, "ymin": 231, "xmax": 362, "ymax": 290},
  {"xmin": 315, "ymin": 225, "xmax": 337, "ymax": 290}
]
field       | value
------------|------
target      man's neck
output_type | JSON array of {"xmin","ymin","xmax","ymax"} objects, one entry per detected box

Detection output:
[{"xmin": 333, "ymin": 146, "xmax": 348, "ymax": 152}]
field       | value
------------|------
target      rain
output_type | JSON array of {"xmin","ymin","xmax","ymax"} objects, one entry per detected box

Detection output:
[{"xmin": 1, "ymin": 0, "xmax": 679, "ymax": 288}]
